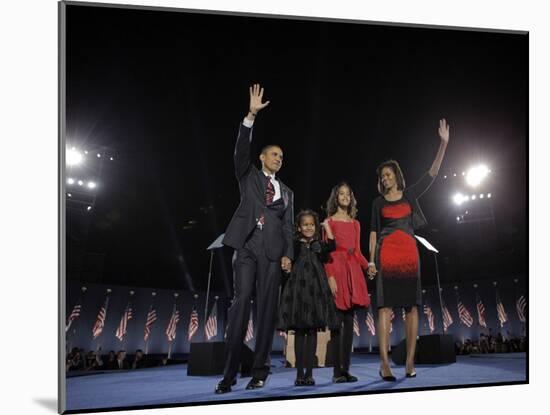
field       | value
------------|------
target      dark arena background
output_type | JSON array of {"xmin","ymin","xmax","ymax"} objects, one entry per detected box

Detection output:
[{"xmin": 62, "ymin": 2, "xmax": 527, "ymax": 413}]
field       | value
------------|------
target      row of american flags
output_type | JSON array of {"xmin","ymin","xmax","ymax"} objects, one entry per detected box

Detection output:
[
  {"xmin": 67, "ymin": 290, "xmax": 527, "ymax": 345},
  {"xmin": 67, "ymin": 295, "xmax": 262, "ymax": 345},
  {"xmin": 350, "ymin": 293, "xmax": 527, "ymax": 337}
]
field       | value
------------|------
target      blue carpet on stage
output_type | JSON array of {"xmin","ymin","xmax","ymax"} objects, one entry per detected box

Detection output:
[{"xmin": 66, "ymin": 353, "xmax": 526, "ymax": 412}]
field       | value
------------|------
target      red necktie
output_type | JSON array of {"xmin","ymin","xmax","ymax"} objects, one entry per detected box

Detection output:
[{"xmin": 259, "ymin": 176, "xmax": 275, "ymax": 228}]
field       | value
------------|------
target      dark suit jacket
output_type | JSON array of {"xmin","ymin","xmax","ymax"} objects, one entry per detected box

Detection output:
[{"xmin": 222, "ymin": 123, "xmax": 294, "ymax": 261}]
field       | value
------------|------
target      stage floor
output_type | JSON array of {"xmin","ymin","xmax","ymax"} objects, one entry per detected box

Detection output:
[{"xmin": 65, "ymin": 352, "xmax": 526, "ymax": 412}]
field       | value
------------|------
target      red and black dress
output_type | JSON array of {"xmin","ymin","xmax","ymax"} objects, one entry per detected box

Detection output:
[
  {"xmin": 370, "ymin": 172, "xmax": 435, "ymax": 308},
  {"xmin": 371, "ymin": 198, "xmax": 420, "ymax": 307}
]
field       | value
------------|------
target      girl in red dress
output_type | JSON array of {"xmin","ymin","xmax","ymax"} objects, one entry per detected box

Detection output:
[
  {"xmin": 324, "ymin": 182, "xmax": 370, "ymax": 383},
  {"xmin": 368, "ymin": 119, "xmax": 450, "ymax": 381}
]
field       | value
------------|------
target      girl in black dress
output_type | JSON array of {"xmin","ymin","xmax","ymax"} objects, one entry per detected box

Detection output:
[
  {"xmin": 368, "ymin": 119, "xmax": 450, "ymax": 380},
  {"xmin": 278, "ymin": 210, "xmax": 338, "ymax": 386}
]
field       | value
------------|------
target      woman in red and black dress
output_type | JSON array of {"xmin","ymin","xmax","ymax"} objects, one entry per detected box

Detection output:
[
  {"xmin": 324, "ymin": 182, "xmax": 370, "ymax": 383},
  {"xmin": 368, "ymin": 119, "xmax": 450, "ymax": 380}
]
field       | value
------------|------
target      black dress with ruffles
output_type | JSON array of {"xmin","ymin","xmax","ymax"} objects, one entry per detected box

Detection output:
[{"xmin": 278, "ymin": 239, "xmax": 338, "ymax": 331}]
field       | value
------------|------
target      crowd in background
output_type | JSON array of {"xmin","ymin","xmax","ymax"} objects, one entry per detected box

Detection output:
[
  {"xmin": 65, "ymin": 347, "xmax": 176, "ymax": 372},
  {"xmin": 455, "ymin": 330, "xmax": 527, "ymax": 355}
]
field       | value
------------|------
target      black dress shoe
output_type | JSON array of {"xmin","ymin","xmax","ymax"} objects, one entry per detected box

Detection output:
[
  {"xmin": 379, "ymin": 370, "xmax": 396, "ymax": 382},
  {"xmin": 342, "ymin": 372, "xmax": 358, "ymax": 383},
  {"xmin": 294, "ymin": 377, "xmax": 305, "ymax": 386},
  {"xmin": 245, "ymin": 378, "xmax": 265, "ymax": 390},
  {"xmin": 332, "ymin": 375, "xmax": 347, "ymax": 383},
  {"xmin": 215, "ymin": 378, "xmax": 236, "ymax": 394},
  {"xmin": 304, "ymin": 376, "xmax": 316, "ymax": 386}
]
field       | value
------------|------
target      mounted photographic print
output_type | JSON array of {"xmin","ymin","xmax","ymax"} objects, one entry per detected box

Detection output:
[{"xmin": 59, "ymin": 1, "xmax": 528, "ymax": 413}]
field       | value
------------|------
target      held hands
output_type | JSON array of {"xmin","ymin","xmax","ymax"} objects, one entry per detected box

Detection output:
[
  {"xmin": 367, "ymin": 263, "xmax": 377, "ymax": 280},
  {"xmin": 438, "ymin": 118, "xmax": 450, "ymax": 144},
  {"xmin": 281, "ymin": 256, "xmax": 292, "ymax": 273},
  {"xmin": 247, "ymin": 83, "xmax": 270, "ymax": 119},
  {"xmin": 328, "ymin": 276, "xmax": 337, "ymax": 298}
]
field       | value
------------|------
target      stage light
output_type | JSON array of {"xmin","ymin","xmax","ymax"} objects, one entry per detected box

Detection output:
[
  {"xmin": 462, "ymin": 172, "xmax": 466, "ymax": 176},
  {"xmin": 84, "ymin": 150, "xmax": 88, "ymax": 154},
  {"xmin": 97, "ymin": 153, "xmax": 101, "ymax": 158},
  {"xmin": 78, "ymin": 180, "xmax": 83, "ymax": 186},
  {"xmin": 67, "ymin": 148, "xmax": 83, "ymax": 166},
  {"xmin": 453, "ymin": 193, "xmax": 466, "ymax": 205},
  {"xmin": 87, "ymin": 206, "xmax": 92, "ymax": 211},
  {"xmin": 480, "ymin": 194, "xmax": 484, "ymax": 198},
  {"xmin": 453, "ymin": 173, "xmax": 457, "ymax": 177},
  {"xmin": 471, "ymin": 195, "xmax": 476, "ymax": 200},
  {"xmin": 466, "ymin": 164, "xmax": 490, "ymax": 187},
  {"xmin": 444, "ymin": 175, "xmax": 447, "ymax": 179},
  {"xmin": 67, "ymin": 193, "xmax": 72, "ymax": 197},
  {"xmin": 110, "ymin": 157, "xmax": 114, "ymax": 161},
  {"xmin": 67, "ymin": 178, "xmax": 74, "ymax": 185},
  {"xmin": 488, "ymin": 193, "xmax": 492, "ymax": 198},
  {"xmin": 87, "ymin": 181, "xmax": 96, "ymax": 189}
]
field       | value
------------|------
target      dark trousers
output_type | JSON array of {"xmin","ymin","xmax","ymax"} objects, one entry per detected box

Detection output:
[
  {"xmin": 223, "ymin": 229, "xmax": 282, "ymax": 381},
  {"xmin": 330, "ymin": 308, "xmax": 354, "ymax": 377},
  {"xmin": 294, "ymin": 329, "xmax": 317, "ymax": 378}
]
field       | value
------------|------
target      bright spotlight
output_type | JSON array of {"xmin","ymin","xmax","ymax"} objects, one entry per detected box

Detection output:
[
  {"xmin": 87, "ymin": 181, "xmax": 96, "ymax": 189},
  {"xmin": 67, "ymin": 178, "xmax": 74, "ymax": 185},
  {"xmin": 77, "ymin": 180, "xmax": 83, "ymax": 186},
  {"xmin": 67, "ymin": 193, "xmax": 72, "ymax": 198},
  {"xmin": 466, "ymin": 165, "xmax": 490, "ymax": 187},
  {"xmin": 67, "ymin": 148, "xmax": 83, "ymax": 166},
  {"xmin": 87, "ymin": 206, "xmax": 92, "ymax": 211},
  {"xmin": 471, "ymin": 195, "xmax": 476, "ymax": 200},
  {"xmin": 462, "ymin": 172, "xmax": 466, "ymax": 176},
  {"xmin": 453, "ymin": 173, "xmax": 457, "ymax": 177},
  {"xmin": 487, "ymin": 193, "xmax": 492, "ymax": 198},
  {"xmin": 444, "ymin": 175, "xmax": 447, "ymax": 179},
  {"xmin": 97, "ymin": 153, "xmax": 101, "ymax": 158},
  {"xmin": 453, "ymin": 193, "xmax": 466, "ymax": 205},
  {"xmin": 480, "ymin": 194, "xmax": 484, "ymax": 199},
  {"xmin": 110, "ymin": 157, "xmax": 114, "ymax": 161},
  {"xmin": 456, "ymin": 216, "xmax": 460, "ymax": 221}
]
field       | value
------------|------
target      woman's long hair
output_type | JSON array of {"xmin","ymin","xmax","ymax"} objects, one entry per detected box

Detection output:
[
  {"xmin": 295, "ymin": 209, "xmax": 321, "ymax": 240},
  {"xmin": 376, "ymin": 159, "xmax": 406, "ymax": 195},
  {"xmin": 325, "ymin": 182, "xmax": 358, "ymax": 219}
]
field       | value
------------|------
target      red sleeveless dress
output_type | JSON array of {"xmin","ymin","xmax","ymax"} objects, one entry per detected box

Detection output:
[{"xmin": 324, "ymin": 218, "xmax": 370, "ymax": 311}]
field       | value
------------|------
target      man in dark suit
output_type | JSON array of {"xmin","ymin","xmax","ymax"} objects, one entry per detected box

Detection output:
[{"xmin": 215, "ymin": 84, "xmax": 294, "ymax": 394}]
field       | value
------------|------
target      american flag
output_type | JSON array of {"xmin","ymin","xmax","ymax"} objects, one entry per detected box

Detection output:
[
  {"xmin": 423, "ymin": 303, "xmax": 435, "ymax": 333},
  {"xmin": 92, "ymin": 296, "xmax": 110, "ymax": 339},
  {"xmin": 245, "ymin": 310, "xmax": 254, "ymax": 342},
  {"xmin": 165, "ymin": 305, "xmax": 180, "ymax": 342},
  {"xmin": 143, "ymin": 306, "xmax": 157, "ymax": 342},
  {"xmin": 442, "ymin": 303, "xmax": 453, "ymax": 332},
  {"xmin": 187, "ymin": 307, "xmax": 199, "ymax": 342},
  {"xmin": 476, "ymin": 294, "xmax": 487, "ymax": 328},
  {"xmin": 115, "ymin": 303, "xmax": 133, "ymax": 341},
  {"xmin": 353, "ymin": 312, "xmax": 360, "ymax": 336},
  {"xmin": 457, "ymin": 299, "xmax": 474, "ymax": 327},
  {"xmin": 66, "ymin": 303, "xmax": 82, "ymax": 332},
  {"xmin": 496, "ymin": 293, "xmax": 508, "ymax": 328},
  {"xmin": 389, "ymin": 309, "xmax": 395, "ymax": 333},
  {"xmin": 365, "ymin": 310, "xmax": 376, "ymax": 336},
  {"xmin": 205, "ymin": 302, "xmax": 218, "ymax": 340},
  {"xmin": 516, "ymin": 295, "xmax": 526, "ymax": 323}
]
